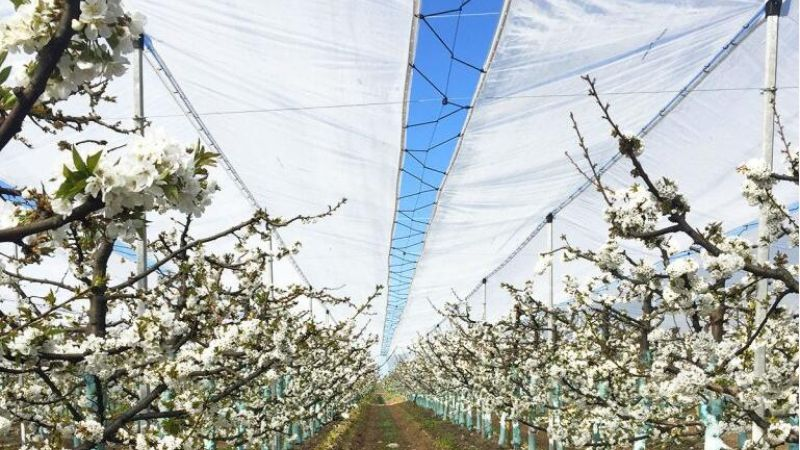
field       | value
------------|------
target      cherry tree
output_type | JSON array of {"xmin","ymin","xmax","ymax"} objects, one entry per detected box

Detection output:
[
  {"xmin": 0, "ymin": 1, "xmax": 378, "ymax": 448},
  {"xmin": 389, "ymin": 77, "xmax": 798, "ymax": 449}
]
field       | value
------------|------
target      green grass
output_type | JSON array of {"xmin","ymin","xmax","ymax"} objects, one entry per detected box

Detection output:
[
  {"xmin": 433, "ymin": 434, "xmax": 459, "ymax": 450},
  {"xmin": 378, "ymin": 408, "xmax": 401, "ymax": 444},
  {"xmin": 400, "ymin": 403, "xmax": 464, "ymax": 450},
  {"xmin": 307, "ymin": 397, "xmax": 368, "ymax": 450}
]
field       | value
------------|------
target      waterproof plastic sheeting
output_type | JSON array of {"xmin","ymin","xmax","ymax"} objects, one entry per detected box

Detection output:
[
  {"xmin": 390, "ymin": 0, "xmax": 798, "ymax": 351},
  {"xmin": 0, "ymin": 1, "xmax": 415, "ymax": 342}
]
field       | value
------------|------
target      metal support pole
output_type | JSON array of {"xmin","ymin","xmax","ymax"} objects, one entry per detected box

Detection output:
[
  {"xmin": 546, "ymin": 213, "xmax": 554, "ymax": 336},
  {"xmin": 545, "ymin": 213, "xmax": 561, "ymax": 450},
  {"xmin": 512, "ymin": 419, "xmax": 521, "ymax": 449},
  {"xmin": 19, "ymin": 377, "xmax": 25, "ymax": 444},
  {"xmin": 266, "ymin": 231, "xmax": 274, "ymax": 291},
  {"xmin": 481, "ymin": 277, "xmax": 487, "ymax": 321},
  {"xmin": 133, "ymin": 34, "xmax": 148, "ymax": 297},
  {"xmin": 133, "ymin": 35, "xmax": 152, "ymax": 439},
  {"xmin": 13, "ymin": 245, "xmax": 26, "ymax": 444},
  {"xmin": 753, "ymin": 0, "xmax": 781, "ymax": 443},
  {"xmin": 477, "ymin": 404, "xmax": 483, "ymax": 434},
  {"xmin": 528, "ymin": 403, "xmax": 537, "ymax": 450},
  {"xmin": 498, "ymin": 412, "xmax": 508, "ymax": 446}
]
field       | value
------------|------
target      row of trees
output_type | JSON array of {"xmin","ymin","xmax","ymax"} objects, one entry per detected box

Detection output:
[
  {"xmin": 389, "ymin": 79, "xmax": 798, "ymax": 449},
  {"xmin": 0, "ymin": 1, "xmax": 377, "ymax": 448}
]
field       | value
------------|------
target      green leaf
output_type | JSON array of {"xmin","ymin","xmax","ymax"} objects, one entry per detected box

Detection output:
[
  {"xmin": 71, "ymin": 147, "xmax": 88, "ymax": 174},
  {"xmin": 55, "ymin": 178, "xmax": 87, "ymax": 200},
  {"xmin": 162, "ymin": 418, "xmax": 182, "ymax": 435},
  {"xmin": 86, "ymin": 151, "xmax": 102, "ymax": 172},
  {"xmin": 2, "ymin": 90, "xmax": 16, "ymax": 109},
  {"xmin": 54, "ymin": 179, "xmax": 73, "ymax": 199},
  {"xmin": 10, "ymin": 0, "xmax": 25, "ymax": 10},
  {"xmin": 44, "ymin": 291, "xmax": 56, "ymax": 306},
  {"xmin": 163, "ymin": 184, "xmax": 179, "ymax": 201},
  {"xmin": 0, "ymin": 67, "xmax": 10, "ymax": 85},
  {"xmin": 0, "ymin": 50, "xmax": 7, "ymax": 67}
]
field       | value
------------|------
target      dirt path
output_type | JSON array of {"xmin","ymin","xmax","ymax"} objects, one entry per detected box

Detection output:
[
  {"xmin": 351, "ymin": 402, "xmax": 427, "ymax": 450},
  {"xmin": 307, "ymin": 398, "xmax": 504, "ymax": 450}
]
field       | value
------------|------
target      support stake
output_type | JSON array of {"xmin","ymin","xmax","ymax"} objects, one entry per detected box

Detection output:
[{"xmin": 753, "ymin": 0, "xmax": 781, "ymax": 443}]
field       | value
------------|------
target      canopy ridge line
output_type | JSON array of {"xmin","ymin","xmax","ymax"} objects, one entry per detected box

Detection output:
[
  {"xmin": 382, "ymin": 0, "xmax": 422, "ymax": 356},
  {"xmin": 141, "ymin": 35, "xmax": 311, "ymax": 287},
  {"xmin": 382, "ymin": 2, "xmax": 479, "ymax": 355},
  {"xmin": 406, "ymin": 105, "xmax": 469, "ymax": 128},
  {"xmin": 418, "ymin": 16, "xmax": 486, "ymax": 73},
  {"xmin": 420, "ymin": 0, "xmax": 474, "ymax": 19},
  {"xmin": 457, "ymin": 3, "xmax": 769, "ymax": 306},
  {"xmin": 381, "ymin": 0, "xmax": 514, "ymax": 356}
]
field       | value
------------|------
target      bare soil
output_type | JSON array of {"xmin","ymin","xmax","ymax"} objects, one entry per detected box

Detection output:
[{"xmin": 302, "ymin": 398, "xmax": 506, "ymax": 450}]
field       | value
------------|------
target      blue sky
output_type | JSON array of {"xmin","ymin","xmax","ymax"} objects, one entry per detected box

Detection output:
[{"xmin": 382, "ymin": 0, "xmax": 504, "ymax": 355}]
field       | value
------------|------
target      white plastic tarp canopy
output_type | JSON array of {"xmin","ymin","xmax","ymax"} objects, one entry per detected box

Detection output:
[
  {"xmin": 390, "ymin": 0, "xmax": 798, "ymax": 351},
  {"xmin": 0, "ymin": 1, "xmax": 415, "ymax": 341}
]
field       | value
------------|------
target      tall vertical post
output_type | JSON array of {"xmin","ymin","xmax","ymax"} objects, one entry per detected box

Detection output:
[
  {"xmin": 266, "ymin": 231, "xmax": 274, "ymax": 291},
  {"xmin": 753, "ymin": 0, "xmax": 781, "ymax": 443},
  {"xmin": 498, "ymin": 412, "xmax": 508, "ymax": 446},
  {"xmin": 528, "ymin": 404, "xmax": 537, "ymax": 450},
  {"xmin": 477, "ymin": 404, "xmax": 483, "ymax": 434},
  {"xmin": 133, "ymin": 34, "xmax": 147, "ymax": 297},
  {"xmin": 545, "ymin": 213, "xmax": 561, "ymax": 450},
  {"xmin": 264, "ymin": 232, "xmax": 275, "ymax": 450},
  {"xmin": 512, "ymin": 419, "xmax": 521, "ymax": 449},
  {"xmin": 15, "ymin": 244, "xmax": 25, "ymax": 445},
  {"xmin": 547, "ymin": 213, "xmax": 554, "ymax": 337},
  {"xmin": 133, "ymin": 34, "xmax": 151, "ymax": 439},
  {"xmin": 481, "ymin": 277, "xmax": 487, "ymax": 321},
  {"xmin": 19, "ymin": 377, "xmax": 25, "ymax": 444}
]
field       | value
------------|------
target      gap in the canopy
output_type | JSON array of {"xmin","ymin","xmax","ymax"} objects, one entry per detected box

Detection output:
[{"xmin": 381, "ymin": 0, "xmax": 505, "ymax": 358}]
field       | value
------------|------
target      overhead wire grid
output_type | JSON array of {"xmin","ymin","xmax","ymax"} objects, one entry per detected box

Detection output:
[{"xmin": 380, "ymin": 0, "xmax": 503, "ymax": 356}]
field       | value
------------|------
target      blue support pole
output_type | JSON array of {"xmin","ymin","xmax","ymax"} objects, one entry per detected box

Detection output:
[
  {"xmin": 528, "ymin": 406, "xmax": 538, "ymax": 449},
  {"xmin": 633, "ymin": 353, "xmax": 651, "ymax": 450},
  {"xmin": 83, "ymin": 374, "xmax": 106, "ymax": 450},
  {"xmin": 205, "ymin": 379, "xmax": 218, "ymax": 449},
  {"xmin": 789, "ymin": 416, "xmax": 799, "ymax": 450},
  {"xmin": 261, "ymin": 385, "xmax": 273, "ymax": 450},
  {"xmin": 512, "ymin": 419, "xmax": 521, "ymax": 449},
  {"xmin": 273, "ymin": 380, "xmax": 283, "ymax": 450},
  {"xmin": 700, "ymin": 397, "xmax": 725, "ymax": 450},
  {"xmin": 498, "ymin": 412, "xmax": 508, "ymax": 446},
  {"xmin": 593, "ymin": 380, "xmax": 608, "ymax": 446},
  {"xmin": 548, "ymin": 381, "xmax": 563, "ymax": 450}
]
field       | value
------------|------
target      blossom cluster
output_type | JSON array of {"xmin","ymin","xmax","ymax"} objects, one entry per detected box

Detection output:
[
  {"xmin": 388, "ymin": 110, "xmax": 799, "ymax": 449},
  {"xmin": 49, "ymin": 130, "xmax": 217, "ymax": 240},
  {"xmin": 0, "ymin": 0, "xmax": 145, "ymax": 100},
  {"xmin": 0, "ymin": 188, "xmax": 377, "ymax": 448},
  {"xmin": 0, "ymin": 1, "xmax": 379, "ymax": 448}
]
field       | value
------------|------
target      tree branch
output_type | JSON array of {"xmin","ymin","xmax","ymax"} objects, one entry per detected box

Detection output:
[
  {"xmin": 0, "ymin": 0, "xmax": 82, "ymax": 151},
  {"xmin": 0, "ymin": 197, "xmax": 103, "ymax": 243}
]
